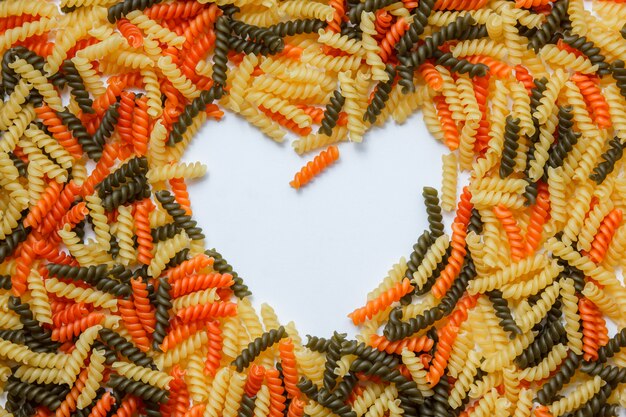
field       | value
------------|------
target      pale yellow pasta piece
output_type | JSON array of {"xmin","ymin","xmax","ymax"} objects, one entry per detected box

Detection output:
[
  {"xmin": 126, "ymin": 10, "xmax": 186, "ymax": 48},
  {"xmin": 360, "ymin": 11, "xmax": 387, "ymax": 81},
  {"xmin": 518, "ymin": 343, "xmax": 568, "ymax": 382},
  {"xmin": 111, "ymin": 361, "xmax": 172, "ymax": 389},
  {"xmin": 26, "ymin": 269, "xmax": 52, "ymax": 325}
]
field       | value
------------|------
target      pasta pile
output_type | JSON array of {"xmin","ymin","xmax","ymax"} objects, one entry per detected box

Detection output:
[{"xmin": 2, "ymin": 0, "xmax": 626, "ymax": 416}]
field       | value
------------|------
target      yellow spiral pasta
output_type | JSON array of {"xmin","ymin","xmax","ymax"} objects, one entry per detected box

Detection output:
[
  {"xmin": 158, "ymin": 56, "xmax": 200, "ymax": 100},
  {"xmin": 360, "ymin": 11, "xmax": 387, "ymax": 81},
  {"xmin": 449, "ymin": 349, "xmax": 482, "ymax": 408},
  {"xmin": 9, "ymin": 59, "xmax": 63, "ymax": 111},
  {"xmin": 126, "ymin": 10, "xmax": 185, "ymax": 47},
  {"xmin": 148, "ymin": 231, "xmax": 190, "ymax": 277},
  {"xmin": 155, "ymin": 330, "xmax": 209, "ymax": 369},
  {"xmin": 300, "ymin": 45, "xmax": 362, "ymax": 72},
  {"xmin": 76, "ymin": 349, "xmax": 106, "ymax": 409},
  {"xmin": 292, "ymin": 126, "xmax": 349, "ymax": 155},
  {"xmin": 279, "ymin": 0, "xmax": 334, "ymax": 21},
  {"xmin": 26, "ymin": 270, "xmax": 52, "ymax": 325},
  {"xmin": 114, "ymin": 205, "xmax": 137, "ymax": 267},
  {"xmin": 499, "ymin": 259, "xmax": 562, "ymax": 299},
  {"xmin": 452, "ymin": 39, "xmax": 507, "ymax": 59},
  {"xmin": 111, "ymin": 361, "xmax": 172, "ymax": 389},
  {"xmin": 548, "ymin": 376, "xmax": 604, "ymax": 416}
]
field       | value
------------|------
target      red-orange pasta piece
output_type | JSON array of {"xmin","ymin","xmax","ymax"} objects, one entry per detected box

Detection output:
[
  {"xmin": 494, "ymin": 204, "xmax": 526, "ymax": 261},
  {"xmin": 296, "ymin": 105, "xmax": 325, "ymax": 124},
  {"xmin": 167, "ymin": 254, "xmax": 215, "ymax": 281},
  {"xmin": 290, "ymin": 146, "xmax": 340, "ymax": 189},
  {"xmin": 589, "ymin": 208, "xmax": 623, "ymax": 263},
  {"xmin": 434, "ymin": 0, "xmax": 488, "ymax": 10},
  {"xmin": 51, "ymin": 302, "xmax": 90, "ymax": 327},
  {"xmin": 182, "ymin": 29, "xmax": 215, "ymax": 82},
  {"xmin": 433, "ymin": 188, "xmax": 472, "ymax": 298},
  {"xmin": 160, "ymin": 320, "xmax": 204, "ymax": 352},
  {"xmin": 117, "ymin": 91, "xmax": 135, "ymax": 148},
  {"xmin": 327, "ymin": 0, "xmax": 345, "ymax": 33},
  {"xmin": 131, "ymin": 277, "xmax": 157, "ymax": 333},
  {"xmin": 118, "ymin": 298, "xmax": 151, "ymax": 352},
  {"xmin": 0, "ymin": 14, "xmax": 38, "ymax": 33},
  {"xmin": 259, "ymin": 105, "xmax": 313, "ymax": 136},
  {"xmin": 374, "ymin": 10, "xmax": 393, "ymax": 38},
  {"xmin": 369, "ymin": 334, "xmax": 434, "ymax": 354},
  {"xmin": 34, "ymin": 407, "xmax": 51, "ymax": 417},
  {"xmin": 182, "ymin": 404, "xmax": 206, "ymax": 417},
  {"xmin": 205, "ymin": 320, "xmax": 222, "ymax": 376},
  {"xmin": 165, "ymin": 366, "xmax": 189, "ymax": 417},
  {"xmin": 278, "ymin": 338, "xmax": 300, "ymax": 399},
  {"xmin": 571, "ymin": 73, "xmax": 612, "ymax": 129},
  {"xmin": 514, "ymin": 65, "xmax": 535, "ymax": 93},
  {"xmin": 472, "ymin": 74, "xmax": 491, "ymax": 152},
  {"xmin": 266, "ymin": 367, "xmax": 287, "ymax": 417},
  {"xmin": 175, "ymin": 302, "xmax": 238, "ymax": 322},
  {"xmin": 169, "ymin": 273, "xmax": 233, "ymax": 298},
  {"xmin": 579, "ymin": 297, "xmax": 603, "ymax": 361},
  {"xmin": 525, "ymin": 183, "xmax": 551, "ymax": 254},
  {"xmin": 379, "ymin": 18, "xmax": 409, "ymax": 63},
  {"xmin": 426, "ymin": 323, "xmax": 459, "ymax": 386},
  {"xmin": 349, "ymin": 278, "xmax": 414, "ymax": 325},
  {"xmin": 244, "ymin": 363, "xmax": 266, "ymax": 397},
  {"xmin": 418, "ymin": 62, "xmax": 444, "ymax": 91},
  {"xmin": 533, "ymin": 405, "xmax": 554, "ymax": 417},
  {"xmin": 287, "ymin": 397, "xmax": 305, "ymax": 417},
  {"xmin": 92, "ymin": 78, "xmax": 127, "ymax": 116},
  {"xmin": 80, "ymin": 143, "xmax": 119, "ymax": 197},
  {"xmin": 134, "ymin": 199, "xmax": 154, "ymax": 266},
  {"xmin": 182, "ymin": 4, "xmax": 221, "ymax": 50},
  {"xmin": 23, "ymin": 181, "xmax": 63, "ymax": 229},
  {"xmin": 434, "ymin": 95, "xmax": 460, "ymax": 150},
  {"xmin": 12, "ymin": 235, "xmax": 37, "ymax": 296},
  {"xmin": 132, "ymin": 95, "xmax": 150, "ymax": 156},
  {"xmin": 110, "ymin": 395, "xmax": 139, "ymax": 417},
  {"xmin": 117, "ymin": 18, "xmax": 143, "ymax": 47},
  {"xmin": 65, "ymin": 37, "xmax": 100, "ymax": 60},
  {"xmin": 55, "ymin": 367, "xmax": 90, "ymax": 417},
  {"xmin": 169, "ymin": 177, "xmax": 192, "ymax": 215},
  {"xmin": 515, "ymin": 0, "xmax": 551, "ymax": 8},
  {"xmin": 144, "ymin": 1, "xmax": 205, "ymax": 20},
  {"xmin": 51, "ymin": 311, "xmax": 104, "ymax": 342},
  {"xmin": 465, "ymin": 55, "xmax": 512, "ymax": 78}
]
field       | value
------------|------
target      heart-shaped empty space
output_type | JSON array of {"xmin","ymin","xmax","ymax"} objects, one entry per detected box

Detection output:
[{"xmin": 184, "ymin": 113, "xmax": 447, "ymax": 337}]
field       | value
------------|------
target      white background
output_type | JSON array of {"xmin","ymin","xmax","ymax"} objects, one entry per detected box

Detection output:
[{"xmin": 184, "ymin": 111, "xmax": 450, "ymax": 339}]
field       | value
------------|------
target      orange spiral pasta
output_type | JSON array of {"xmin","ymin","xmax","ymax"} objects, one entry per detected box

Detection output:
[
  {"xmin": 12, "ymin": 236, "xmax": 36, "ymax": 296},
  {"xmin": 419, "ymin": 62, "xmax": 444, "ymax": 91},
  {"xmin": 23, "ymin": 39, "xmax": 54, "ymax": 57},
  {"xmin": 134, "ymin": 199, "xmax": 154, "ymax": 265},
  {"xmin": 144, "ymin": 1, "xmax": 205, "ymax": 20},
  {"xmin": 533, "ymin": 405, "xmax": 554, "ymax": 417},
  {"xmin": 245, "ymin": 364, "xmax": 266, "ymax": 397},
  {"xmin": 379, "ymin": 18, "xmax": 408, "ymax": 63},
  {"xmin": 59, "ymin": 202, "xmax": 88, "ymax": 232},
  {"xmin": 117, "ymin": 18, "xmax": 143, "ymax": 48},
  {"xmin": 52, "ymin": 302, "xmax": 90, "ymax": 326},
  {"xmin": 589, "ymin": 208, "xmax": 623, "ymax": 263},
  {"xmin": 266, "ymin": 367, "xmax": 287, "ymax": 417},
  {"xmin": 473, "ymin": 74, "xmax": 491, "ymax": 152},
  {"xmin": 80, "ymin": 144, "xmax": 119, "ymax": 197},
  {"xmin": 87, "ymin": 390, "xmax": 114, "ymax": 417},
  {"xmin": 514, "ymin": 65, "xmax": 535, "ymax": 93},
  {"xmin": 369, "ymin": 334, "xmax": 434, "ymax": 354},
  {"xmin": 290, "ymin": 146, "xmax": 340, "ymax": 189},
  {"xmin": 287, "ymin": 397, "xmax": 305, "ymax": 417},
  {"xmin": 175, "ymin": 301, "xmax": 238, "ymax": 322},
  {"xmin": 167, "ymin": 254, "xmax": 214, "ymax": 281},
  {"xmin": 278, "ymin": 338, "xmax": 300, "ymax": 399},
  {"xmin": 55, "ymin": 367, "xmax": 90, "ymax": 417},
  {"xmin": 183, "ymin": 32, "xmax": 215, "ymax": 91},
  {"xmin": 169, "ymin": 177, "xmax": 192, "ymax": 215},
  {"xmin": 23, "ymin": 180, "xmax": 63, "ymax": 229},
  {"xmin": 166, "ymin": 366, "xmax": 189, "ymax": 417},
  {"xmin": 51, "ymin": 312, "xmax": 104, "ymax": 342},
  {"xmin": 434, "ymin": 0, "xmax": 487, "ymax": 10},
  {"xmin": 259, "ymin": 105, "xmax": 313, "ymax": 137},
  {"xmin": 183, "ymin": 404, "xmax": 206, "ymax": 417},
  {"xmin": 434, "ymin": 95, "xmax": 460, "ymax": 150},
  {"xmin": 433, "ymin": 188, "xmax": 472, "ymax": 298},
  {"xmin": 182, "ymin": 5, "xmax": 221, "ymax": 49},
  {"xmin": 161, "ymin": 321, "xmax": 204, "ymax": 352},
  {"xmin": 131, "ymin": 277, "xmax": 157, "ymax": 333},
  {"xmin": 374, "ymin": 10, "xmax": 393, "ymax": 38},
  {"xmin": 328, "ymin": 0, "xmax": 345, "ymax": 33},
  {"xmin": 118, "ymin": 298, "xmax": 151, "ymax": 352},
  {"xmin": 34, "ymin": 406, "xmax": 51, "ymax": 417},
  {"xmin": 117, "ymin": 91, "xmax": 135, "ymax": 149},
  {"xmin": 110, "ymin": 395, "xmax": 139, "ymax": 417},
  {"xmin": 297, "ymin": 106, "xmax": 326, "ymax": 124},
  {"xmin": 494, "ymin": 204, "xmax": 526, "ymax": 261},
  {"xmin": 570, "ymin": 73, "xmax": 611, "ymax": 129},
  {"xmin": 348, "ymin": 278, "xmax": 414, "ymax": 325},
  {"xmin": 0, "ymin": 14, "xmax": 38, "ymax": 33},
  {"xmin": 579, "ymin": 297, "xmax": 606, "ymax": 361},
  {"xmin": 205, "ymin": 320, "xmax": 223, "ymax": 376},
  {"xmin": 169, "ymin": 273, "xmax": 233, "ymax": 298},
  {"xmin": 426, "ymin": 322, "xmax": 458, "ymax": 386},
  {"xmin": 465, "ymin": 55, "xmax": 512, "ymax": 78},
  {"xmin": 526, "ymin": 183, "xmax": 551, "ymax": 254},
  {"xmin": 515, "ymin": 0, "xmax": 551, "ymax": 8},
  {"xmin": 132, "ymin": 95, "xmax": 150, "ymax": 156}
]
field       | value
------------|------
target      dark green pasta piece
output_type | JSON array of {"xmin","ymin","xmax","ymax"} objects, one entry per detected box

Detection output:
[
  {"xmin": 364, "ymin": 64, "xmax": 396, "ymax": 124},
  {"xmin": 9, "ymin": 152, "xmax": 27, "ymax": 177},
  {"xmin": 304, "ymin": 335, "xmax": 331, "ymax": 352},
  {"xmin": 515, "ymin": 319, "xmax": 565, "ymax": 368},
  {"xmin": 206, "ymin": 248, "xmax": 252, "ymax": 298},
  {"xmin": 597, "ymin": 327, "xmax": 626, "ymax": 363},
  {"xmin": 318, "ymin": 90, "xmax": 345, "ymax": 136},
  {"xmin": 101, "ymin": 176, "xmax": 150, "ymax": 211},
  {"xmin": 399, "ymin": 15, "xmax": 476, "ymax": 92},
  {"xmin": 231, "ymin": 20, "xmax": 284, "ymax": 53},
  {"xmin": 109, "ymin": 234, "xmax": 120, "ymax": 259},
  {"xmin": 270, "ymin": 19, "xmax": 326, "ymax": 36},
  {"xmin": 61, "ymin": 60, "xmax": 93, "ymax": 114},
  {"xmin": 317, "ymin": 388, "xmax": 355, "ymax": 417},
  {"xmin": 431, "ymin": 376, "xmax": 452, "ymax": 417},
  {"xmin": 589, "ymin": 136, "xmax": 624, "ymax": 184},
  {"xmin": 99, "ymin": 328, "xmax": 157, "ymax": 369},
  {"xmin": 107, "ymin": 374, "xmax": 169, "ymax": 403},
  {"xmin": 151, "ymin": 223, "xmax": 180, "ymax": 242},
  {"xmin": 439, "ymin": 255, "xmax": 476, "ymax": 314},
  {"xmin": 342, "ymin": 340, "xmax": 399, "ymax": 369},
  {"xmin": 467, "ymin": 208, "xmax": 483, "ymax": 235},
  {"xmin": 423, "ymin": 187, "xmax": 444, "ymax": 239},
  {"xmin": 562, "ymin": 32, "xmax": 610, "ymax": 76},
  {"xmin": 229, "ymin": 37, "xmax": 272, "ymax": 55},
  {"xmin": 93, "ymin": 102, "xmax": 120, "ymax": 150},
  {"xmin": 238, "ymin": 394, "xmax": 256, "ymax": 417},
  {"xmin": 168, "ymin": 86, "xmax": 223, "ymax": 146},
  {"xmin": 92, "ymin": 340, "xmax": 119, "ymax": 365},
  {"xmin": 499, "ymin": 116, "xmax": 521, "ymax": 178},
  {"xmin": 419, "ymin": 49, "xmax": 495, "ymax": 95},
  {"xmin": 383, "ymin": 304, "xmax": 444, "ymax": 341},
  {"xmin": 0, "ymin": 329, "xmax": 25, "ymax": 344},
  {"xmin": 340, "ymin": 22, "xmax": 362, "ymax": 41},
  {"xmin": 333, "ymin": 373, "xmax": 358, "ymax": 402},
  {"xmin": 456, "ymin": 24, "xmax": 488, "ymax": 41},
  {"xmin": 0, "ymin": 222, "xmax": 29, "ymax": 263},
  {"xmin": 323, "ymin": 331, "xmax": 346, "ymax": 391},
  {"xmin": 47, "ymin": 263, "xmax": 108, "ymax": 281},
  {"xmin": 165, "ymin": 249, "xmax": 190, "ymax": 269},
  {"xmin": 4, "ymin": 377, "xmax": 62, "ymax": 411},
  {"xmin": 213, "ymin": 15, "xmax": 231, "ymax": 88},
  {"xmin": 573, "ymin": 383, "xmax": 612, "ymax": 417},
  {"xmin": 233, "ymin": 326, "xmax": 287, "ymax": 372},
  {"xmin": 57, "ymin": 108, "xmax": 100, "ymax": 161},
  {"xmin": 97, "ymin": 156, "xmax": 148, "ymax": 197},
  {"xmin": 155, "ymin": 190, "xmax": 204, "ymax": 240},
  {"xmin": 0, "ymin": 274, "xmax": 12, "ymax": 290},
  {"xmin": 536, "ymin": 350, "xmax": 581, "ymax": 404},
  {"xmin": 401, "ymin": 230, "xmax": 435, "ymax": 303},
  {"xmin": 581, "ymin": 361, "xmax": 626, "ymax": 385},
  {"xmin": 152, "ymin": 277, "xmax": 172, "ymax": 351},
  {"xmin": 488, "ymin": 290, "xmax": 523, "ymax": 338},
  {"xmin": 547, "ymin": 106, "xmax": 579, "ymax": 171},
  {"xmin": 395, "ymin": 0, "xmax": 435, "ymax": 56},
  {"xmin": 528, "ymin": 0, "xmax": 569, "ymax": 51},
  {"xmin": 8, "ymin": 297, "xmax": 59, "ymax": 353},
  {"xmin": 347, "ymin": 0, "xmax": 397, "ymax": 23},
  {"xmin": 107, "ymin": 0, "xmax": 163, "ymax": 23}
]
